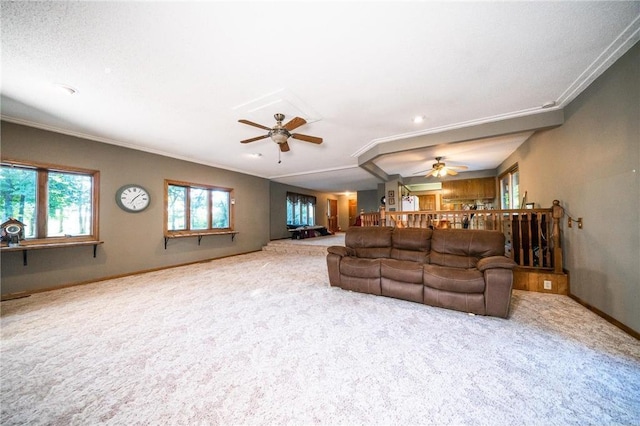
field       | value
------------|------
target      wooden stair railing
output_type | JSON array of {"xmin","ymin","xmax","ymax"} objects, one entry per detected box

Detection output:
[{"xmin": 357, "ymin": 200, "xmax": 565, "ymax": 272}]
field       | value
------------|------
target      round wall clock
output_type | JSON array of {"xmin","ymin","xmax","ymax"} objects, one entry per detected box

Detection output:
[{"xmin": 116, "ymin": 184, "xmax": 151, "ymax": 212}]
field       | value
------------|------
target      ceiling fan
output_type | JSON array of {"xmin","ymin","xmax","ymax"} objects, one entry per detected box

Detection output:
[
  {"xmin": 238, "ymin": 113, "xmax": 323, "ymax": 153},
  {"xmin": 415, "ymin": 157, "xmax": 469, "ymax": 178}
]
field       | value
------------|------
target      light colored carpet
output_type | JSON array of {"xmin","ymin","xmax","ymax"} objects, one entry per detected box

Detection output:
[
  {"xmin": 263, "ymin": 233, "xmax": 345, "ymax": 255},
  {"xmin": 1, "ymin": 250, "xmax": 639, "ymax": 425}
]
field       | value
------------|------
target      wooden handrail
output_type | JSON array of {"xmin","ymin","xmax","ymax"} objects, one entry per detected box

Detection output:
[{"xmin": 357, "ymin": 201, "xmax": 565, "ymax": 271}]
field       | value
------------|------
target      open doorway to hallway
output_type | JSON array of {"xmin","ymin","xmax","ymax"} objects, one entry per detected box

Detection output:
[{"xmin": 327, "ymin": 199, "xmax": 338, "ymax": 233}]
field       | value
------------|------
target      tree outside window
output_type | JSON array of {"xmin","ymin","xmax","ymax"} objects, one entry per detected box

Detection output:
[
  {"xmin": 165, "ymin": 180, "xmax": 234, "ymax": 235},
  {"xmin": 48, "ymin": 172, "xmax": 93, "ymax": 236},
  {"xmin": 0, "ymin": 166, "xmax": 37, "ymax": 238},
  {"xmin": 0, "ymin": 161, "xmax": 98, "ymax": 242}
]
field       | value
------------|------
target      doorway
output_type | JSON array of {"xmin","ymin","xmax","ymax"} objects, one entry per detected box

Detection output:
[
  {"xmin": 327, "ymin": 199, "xmax": 338, "ymax": 233},
  {"xmin": 349, "ymin": 198, "xmax": 357, "ymax": 226}
]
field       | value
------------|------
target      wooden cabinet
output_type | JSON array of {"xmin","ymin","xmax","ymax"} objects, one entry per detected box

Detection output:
[{"xmin": 442, "ymin": 177, "xmax": 496, "ymax": 201}]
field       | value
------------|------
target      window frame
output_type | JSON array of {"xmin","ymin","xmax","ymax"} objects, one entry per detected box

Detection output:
[
  {"xmin": 0, "ymin": 158, "xmax": 100, "ymax": 245},
  {"xmin": 499, "ymin": 164, "xmax": 520, "ymax": 209},
  {"xmin": 164, "ymin": 179, "xmax": 235, "ymax": 237},
  {"xmin": 286, "ymin": 192, "xmax": 316, "ymax": 226}
]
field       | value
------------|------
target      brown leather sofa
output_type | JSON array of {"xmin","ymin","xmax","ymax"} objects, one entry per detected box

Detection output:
[{"xmin": 326, "ymin": 227, "xmax": 517, "ymax": 318}]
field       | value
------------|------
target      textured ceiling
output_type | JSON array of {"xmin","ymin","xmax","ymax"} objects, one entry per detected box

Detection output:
[{"xmin": 1, "ymin": 2, "xmax": 639, "ymax": 193}]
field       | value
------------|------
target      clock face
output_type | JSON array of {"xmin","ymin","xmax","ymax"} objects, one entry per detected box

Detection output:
[
  {"xmin": 116, "ymin": 185, "xmax": 150, "ymax": 212},
  {"xmin": 5, "ymin": 224, "xmax": 21, "ymax": 235}
]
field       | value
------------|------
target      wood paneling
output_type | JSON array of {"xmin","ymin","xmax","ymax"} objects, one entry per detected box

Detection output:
[
  {"xmin": 442, "ymin": 177, "xmax": 496, "ymax": 201},
  {"xmin": 513, "ymin": 269, "xmax": 569, "ymax": 295}
]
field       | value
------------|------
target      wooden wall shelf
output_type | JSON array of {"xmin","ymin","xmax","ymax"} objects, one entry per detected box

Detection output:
[
  {"xmin": 163, "ymin": 231, "xmax": 238, "ymax": 249},
  {"xmin": 0, "ymin": 240, "xmax": 104, "ymax": 266}
]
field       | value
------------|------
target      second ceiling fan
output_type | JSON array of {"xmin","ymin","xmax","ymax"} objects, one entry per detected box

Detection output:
[
  {"xmin": 238, "ymin": 113, "xmax": 323, "ymax": 153},
  {"xmin": 415, "ymin": 157, "xmax": 469, "ymax": 178}
]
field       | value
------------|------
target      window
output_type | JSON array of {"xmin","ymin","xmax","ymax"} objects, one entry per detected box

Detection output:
[
  {"xmin": 0, "ymin": 160, "xmax": 99, "ymax": 242},
  {"xmin": 165, "ymin": 180, "xmax": 234, "ymax": 235},
  {"xmin": 499, "ymin": 165, "xmax": 520, "ymax": 209},
  {"xmin": 286, "ymin": 192, "xmax": 316, "ymax": 226}
]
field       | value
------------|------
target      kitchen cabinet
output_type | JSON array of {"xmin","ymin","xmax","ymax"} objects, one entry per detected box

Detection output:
[{"xmin": 442, "ymin": 177, "xmax": 496, "ymax": 201}]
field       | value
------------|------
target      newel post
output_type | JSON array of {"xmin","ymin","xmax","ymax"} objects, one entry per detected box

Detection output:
[
  {"xmin": 379, "ymin": 205, "xmax": 386, "ymax": 227},
  {"xmin": 551, "ymin": 200, "xmax": 564, "ymax": 274}
]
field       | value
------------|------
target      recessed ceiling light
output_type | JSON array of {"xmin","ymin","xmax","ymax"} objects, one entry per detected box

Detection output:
[
  {"xmin": 55, "ymin": 84, "xmax": 78, "ymax": 95},
  {"xmin": 412, "ymin": 115, "xmax": 425, "ymax": 124}
]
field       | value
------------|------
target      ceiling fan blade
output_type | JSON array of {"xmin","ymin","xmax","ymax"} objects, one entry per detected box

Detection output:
[
  {"xmin": 413, "ymin": 169, "xmax": 432, "ymax": 175},
  {"xmin": 446, "ymin": 168, "xmax": 458, "ymax": 176},
  {"xmin": 238, "ymin": 119, "xmax": 272, "ymax": 131},
  {"xmin": 291, "ymin": 133, "xmax": 323, "ymax": 144},
  {"xmin": 424, "ymin": 169, "xmax": 436, "ymax": 178},
  {"xmin": 283, "ymin": 117, "xmax": 307, "ymax": 131},
  {"xmin": 448, "ymin": 165, "xmax": 469, "ymax": 170},
  {"xmin": 279, "ymin": 141, "xmax": 291, "ymax": 152},
  {"xmin": 240, "ymin": 134, "xmax": 269, "ymax": 144}
]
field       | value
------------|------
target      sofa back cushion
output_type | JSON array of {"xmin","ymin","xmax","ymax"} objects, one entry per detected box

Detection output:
[
  {"xmin": 345, "ymin": 226, "xmax": 393, "ymax": 258},
  {"xmin": 430, "ymin": 229, "xmax": 505, "ymax": 268},
  {"xmin": 391, "ymin": 227, "xmax": 432, "ymax": 263}
]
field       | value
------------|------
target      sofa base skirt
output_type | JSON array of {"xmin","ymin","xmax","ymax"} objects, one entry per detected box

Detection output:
[{"xmin": 423, "ymin": 286, "xmax": 485, "ymax": 315}]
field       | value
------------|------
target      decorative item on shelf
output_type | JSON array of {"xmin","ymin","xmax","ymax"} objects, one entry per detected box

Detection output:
[
  {"xmin": 526, "ymin": 202, "xmax": 535, "ymax": 209},
  {"xmin": 116, "ymin": 184, "xmax": 151, "ymax": 212},
  {"xmin": 1, "ymin": 218, "xmax": 26, "ymax": 247}
]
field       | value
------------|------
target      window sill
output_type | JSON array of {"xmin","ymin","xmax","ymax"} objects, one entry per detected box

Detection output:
[
  {"xmin": 163, "ymin": 231, "xmax": 238, "ymax": 249},
  {"xmin": 0, "ymin": 240, "xmax": 104, "ymax": 265}
]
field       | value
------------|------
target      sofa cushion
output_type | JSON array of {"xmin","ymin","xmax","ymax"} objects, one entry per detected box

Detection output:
[
  {"xmin": 346, "ymin": 226, "xmax": 393, "ymax": 259},
  {"xmin": 340, "ymin": 257, "xmax": 381, "ymax": 278},
  {"xmin": 430, "ymin": 229, "xmax": 505, "ymax": 268},
  {"xmin": 390, "ymin": 227, "xmax": 432, "ymax": 262},
  {"xmin": 423, "ymin": 264, "xmax": 485, "ymax": 293},
  {"xmin": 380, "ymin": 259, "xmax": 423, "ymax": 284}
]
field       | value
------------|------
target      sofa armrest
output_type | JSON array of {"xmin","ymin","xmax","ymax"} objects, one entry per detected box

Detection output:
[
  {"xmin": 477, "ymin": 256, "xmax": 517, "ymax": 272},
  {"xmin": 327, "ymin": 246, "xmax": 354, "ymax": 257}
]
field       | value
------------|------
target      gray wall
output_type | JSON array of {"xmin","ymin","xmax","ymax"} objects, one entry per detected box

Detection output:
[
  {"xmin": 269, "ymin": 181, "xmax": 332, "ymax": 240},
  {"xmin": 357, "ymin": 189, "xmax": 380, "ymax": 213},
  {"xmin": 498, "ymin": 43, "xmax": 639, "ymax": 332},
  {"xmin": 1, "ymin": 123, "xmax": 271, "ymax": 295}
]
